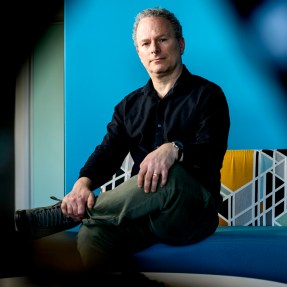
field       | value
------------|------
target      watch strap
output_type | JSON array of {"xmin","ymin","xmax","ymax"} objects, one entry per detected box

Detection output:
[{"xmin": 172, "ymin": 141, "xmax": 183, "ymax": 161}]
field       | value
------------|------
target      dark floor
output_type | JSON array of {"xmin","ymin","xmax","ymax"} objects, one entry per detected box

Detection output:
[
  {"xmin": 0, "ymin": 231, "xmax": 167, "ymax": 287},
  {"xmin": 0, "ymin": 231, "xmax": 85, "ymax": 286}
]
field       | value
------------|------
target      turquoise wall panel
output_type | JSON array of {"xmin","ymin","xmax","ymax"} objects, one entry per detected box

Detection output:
[{"xmin": 64, "ymin": 0, "xmax": 287, "ymax": 193}]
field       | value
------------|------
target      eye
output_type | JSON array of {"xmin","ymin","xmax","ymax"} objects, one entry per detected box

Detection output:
[
  {"xmin": 141, "ymin": 42, "xmax": 150, "ymax": 47},
  {"xmin": 158, "ymin": 38, "xmax": 167, "ymax": 43}
]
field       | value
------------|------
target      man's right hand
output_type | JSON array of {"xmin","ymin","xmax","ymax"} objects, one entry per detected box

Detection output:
[{"xmin": 61, "ymin": 177, "xmax": 95, "ymax": 221}]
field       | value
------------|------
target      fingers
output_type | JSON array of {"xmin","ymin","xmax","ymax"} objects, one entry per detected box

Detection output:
[
  {"xmin": 61, "ymin": 200, "xmax": 69, "ymax": 216},
  {"xmin": 159, "ymin": 169, "xmax": 168, "ymax": 187},
  {"xmin": 137, "ymin": 169, "xmax": 145, "ymax": 189},
  {"xmin": 139, "ymin": 167, "xmax": 169, "ymax": 193},
  {"xmin": 87, "ymin": 192, "xmax": 96, "ymax": 209},
  {"xmin": 141, "ymin": 170, "xmax": 161, "ymax": 193},
  {"xmin": 150, "ymin": 173, "xmax": 160, "ymax": 192},
  {"xmin": 138, "ymin": 161, "xmax": 169, "ymax": 192},
  {"xmin": 61, "ymin": 177, "xmax": 93, "ymax": 221},
  {"xmin": 138, "ymin": 167, "xmax": 157, "ymax": 193},
  {"xmin": 61, "ymin": 194, "xmax": 88, "ymax": 221},
  {"xmin": 145, "ymin": 170, "xmax": 170, "ymax": 192},
  {"xmin": 137, "ymin": 143, "xmax": 175, "ymax": 192}
]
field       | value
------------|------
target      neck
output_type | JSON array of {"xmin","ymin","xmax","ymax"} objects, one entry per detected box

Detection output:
[{"xmin": 151, "ymin": 64, "xmax": 183, "ymax": 98}]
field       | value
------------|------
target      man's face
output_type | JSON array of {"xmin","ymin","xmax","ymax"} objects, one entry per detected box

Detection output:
[{"xmin": 136, "ymin": 16, "xmax": 185, "ymax": 77}]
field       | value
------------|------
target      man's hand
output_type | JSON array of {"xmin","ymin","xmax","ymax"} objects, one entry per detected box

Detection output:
[
  {"xmin": 137, "ymin": 142, "xmax": 178, "ymax": 193},
  {"xmin": 61, "ymin": 177, "xmax": 95, "ymax": 221}
]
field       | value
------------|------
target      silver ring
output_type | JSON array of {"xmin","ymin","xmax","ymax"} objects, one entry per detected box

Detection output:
[{"xmin": 153, "ymin": 173, "xmax": 159, "ymax": 177}]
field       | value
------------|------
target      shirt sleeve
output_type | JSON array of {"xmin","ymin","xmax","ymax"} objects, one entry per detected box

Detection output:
[
  {"xmin": 78, "ymin": 101, "xmax": 130, "ymax": 190},
  {"xmin": 182, "ymin": 83, "xmax": 230, "ymax": 186}
]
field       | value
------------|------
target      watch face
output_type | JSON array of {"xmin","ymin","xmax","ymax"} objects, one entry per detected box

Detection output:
[{"xmin": 174, "ymin": 141, "xmax": 183, "ymax": 149}]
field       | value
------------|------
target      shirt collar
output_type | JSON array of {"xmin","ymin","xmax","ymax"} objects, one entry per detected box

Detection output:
[{"xmin": 141, "ymin": 64, "xmax": 190, "ymax": 98}]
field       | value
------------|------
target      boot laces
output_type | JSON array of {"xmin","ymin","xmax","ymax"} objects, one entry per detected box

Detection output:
[{"xmin": 33, "ymin": 196, "xmax": 71, "ymax": 227}]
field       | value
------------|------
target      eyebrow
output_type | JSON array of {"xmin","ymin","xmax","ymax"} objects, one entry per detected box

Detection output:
[{"xmin": 138, "ymin": 33, "xmax": 170, "ymax": 43}]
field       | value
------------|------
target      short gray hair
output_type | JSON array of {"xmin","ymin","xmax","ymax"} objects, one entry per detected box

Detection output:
[{"xmin": 132, "ymin": 7, "xmax": 183, "ymax": 46}]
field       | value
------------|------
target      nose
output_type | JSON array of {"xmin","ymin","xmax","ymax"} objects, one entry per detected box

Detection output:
[{"xmin": 150, "ymin": 41, "xmax": 160, "ymax": 54}]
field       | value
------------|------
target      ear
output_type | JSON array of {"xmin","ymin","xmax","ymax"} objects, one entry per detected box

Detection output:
[{"xmin": 179, "ymin": 38, "xmax": 185, "ymax": 55}]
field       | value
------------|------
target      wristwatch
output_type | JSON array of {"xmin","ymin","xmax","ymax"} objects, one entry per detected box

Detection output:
[{"xmin": 172, "ymin": 141, "xmax": 183, "ymax": 161}]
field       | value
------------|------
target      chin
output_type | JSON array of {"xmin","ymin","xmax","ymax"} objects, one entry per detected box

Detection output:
[{"xmin": 151, "ymin": 66, "xmax": 169, "ymax": 74}]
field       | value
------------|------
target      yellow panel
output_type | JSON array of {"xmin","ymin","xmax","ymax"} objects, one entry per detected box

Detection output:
[
  {"xmin": 221, "ymin": 150, "xmax": 254, "ymax": 191},
  {"xmin": 218, "ymin": 216, "xmax": 228, "ymax": 226}
]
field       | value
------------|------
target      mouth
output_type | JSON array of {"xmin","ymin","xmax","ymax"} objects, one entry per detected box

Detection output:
[{"xmin": 151, "ymin": 58, "xmax": 164, "ymax": 63}]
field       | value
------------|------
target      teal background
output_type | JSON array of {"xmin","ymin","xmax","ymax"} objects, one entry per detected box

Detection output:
[{"xmin": 64, "ymin": 0, "xmax": 287, "ymax": 194}]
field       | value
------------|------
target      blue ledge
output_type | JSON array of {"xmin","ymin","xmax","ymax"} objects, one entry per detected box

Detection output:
[{"xmin": 132, "ymin": 226, "xmax": 287, "ymax": 284}]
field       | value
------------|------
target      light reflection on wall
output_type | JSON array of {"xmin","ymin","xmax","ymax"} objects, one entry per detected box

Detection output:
[{"xmin": 226, "ymin": 0, "xmax": 287, "ymax": 94}]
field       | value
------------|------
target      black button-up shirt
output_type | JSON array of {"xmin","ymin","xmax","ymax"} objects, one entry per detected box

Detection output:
[{"xmin": 79, "ymin": 65, "xmax": 230, "ymax": 207}]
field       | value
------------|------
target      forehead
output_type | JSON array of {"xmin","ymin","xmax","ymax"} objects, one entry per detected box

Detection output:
[{"xmin": 136, "ymin": 16, "xmax": 174, "ymax": 38}]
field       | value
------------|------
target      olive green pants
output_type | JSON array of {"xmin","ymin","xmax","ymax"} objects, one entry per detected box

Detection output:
[{"xmin": 77, "ymin": 163, "xmax": 219, "ymax": 270}]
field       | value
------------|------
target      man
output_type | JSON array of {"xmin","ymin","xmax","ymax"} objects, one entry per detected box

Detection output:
[{"xmin": 15, "ymin": 7, "xmax": 230, "ymax": 274}]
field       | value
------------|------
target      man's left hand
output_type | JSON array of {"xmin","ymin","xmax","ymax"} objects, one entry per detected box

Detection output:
[{"xmin": 137, "ymin": 143, "xmax": 178, "ymax": 193}]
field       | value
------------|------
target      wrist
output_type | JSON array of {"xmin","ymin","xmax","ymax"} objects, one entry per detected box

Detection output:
[{"xmin": 78, "ymin": 176, "xmax": 92, "ymax": 188}]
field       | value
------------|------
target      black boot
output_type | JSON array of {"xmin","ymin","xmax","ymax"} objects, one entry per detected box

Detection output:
[{"xmin": 14, "ymin": 196, "xmax": 80, "ymax": 239}]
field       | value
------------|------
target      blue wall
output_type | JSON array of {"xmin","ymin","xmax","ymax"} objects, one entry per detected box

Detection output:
[{"xmin": 64, "ymin": 0, "xmax": 287, "ymax": 193}]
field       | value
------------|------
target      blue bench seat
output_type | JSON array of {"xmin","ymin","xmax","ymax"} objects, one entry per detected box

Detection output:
[{"xmin": 132, "ymin": 226, "xmax": 287, "ymax": 284}]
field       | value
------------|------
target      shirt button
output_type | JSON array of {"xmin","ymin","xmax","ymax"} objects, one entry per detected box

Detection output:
[{"xmin": 157, "ymin": 124, "xmax": 162, "ymax": 128}]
